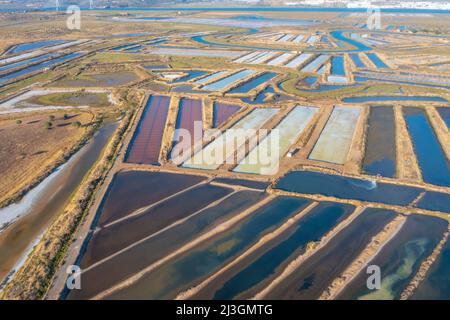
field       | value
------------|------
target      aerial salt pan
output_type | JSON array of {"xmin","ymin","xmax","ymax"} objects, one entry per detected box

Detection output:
[
  {"xmin": 234, "ymin": 106, "xmax": 319, "ymax": 175},
  {"xmin": 328, "ymin": 56, "xmax": 348, "ymax": 84},
  {"xmin": 249, "ymin": 52, "xmax": 279, "ymax": 64},
  {"xmin": 267, "ymin": 53, "xmax": 296, "ymax": 66},
  {"xmin": 233, "ymin": 51, "xmax": 261, "ymax": 64},
  {"xmin": 182, "ymin": 108, "xmax": 279, "ymax": 171},
  {"xmin": 125, "ymin": 95, "xmax": 170, "ymax": 165},
  {"xmin": 202, "ymin": 69, "xmax": 256, "ymax": 91},
  {"xmin": 309, "ymin": 106, "xmax": 361, "ymax": 165},
  {"xmin": 194, "ymin": 71, "xmax": 228, "ymax": 85},
  {"xmin": 292, "ymin": 35, "xmax": 305, "ymax": 43},
  {"xmin": 306, "ymin": 35, "xmax": 319, "ymax": 45},
  {"xmin": 302, "ymin": 55, "xmax": 330, "ymax": 73}
]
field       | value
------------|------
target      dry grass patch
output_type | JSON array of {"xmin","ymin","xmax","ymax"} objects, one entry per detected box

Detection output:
[{"xmin": 0, "ymin": 111, "xmax": 94, "ymax": 206}]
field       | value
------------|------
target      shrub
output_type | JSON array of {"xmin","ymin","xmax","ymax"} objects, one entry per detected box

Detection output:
[
  {"xmin": 72, "ymin": 121, "xmax": 81, "ymax": 128},
  {"xmin": 16, "ymin": 120, "xmax": 22, "ymax": 125}
]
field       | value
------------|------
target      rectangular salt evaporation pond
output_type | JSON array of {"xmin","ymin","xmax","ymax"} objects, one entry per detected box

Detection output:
[
  {"xmin": 212, "ymin": 102, "xmax": 241, "ymax": 128},
  {"xmin": 227, "ymin": 72, "xmax": 277, "ymax": 94},
  {"xmin": 192, "ymin": 201, "xmax": 355, "ymax": 299},
  {"xmin": 338, "ymin": 215, "xmax": 448, "ymax": 300},
  {"xmin": 194, "ymin": 71, "xmax": 227, "ymax": 85},
  {"xmin": 83, "ymin": 182, "xmax": 235, "ymax": 270},
  {"xmin": 104, "ymin": 196, "xmax": 312, "ymax": 300},
  {"xmin": 437, "ymin": 107, "xmax": 450, "ymax": 129},
  {"xmin": 148, "ymin": 48, "xmax": 243, "ymax": 59},
  {"xmin": 234, "ymin": 106, "xmax": 318, "ymax": 175},
  {"xmin": 350, "ymin": 53, "xmax": 366, "ymax": 68},
  {"xmin": 266, "ymin": 53, "xmax": 295, "ymax": 66},
  {"xmin": 212, "ymin": 178, "xmax": 270, "ymax": 190},
  {"xmin": 182, "ymin": 108, "xmax": 279, "ymax": 171},
  {"xmin": 202, "ymin": 69, "xmax": 256, "ymax": 92},
  {"xmin": 233, "ymin": 51, "xmax": 260, "ymax": 64},
  {"xmin": 366, "ymin": 53, "xmax": 389, "ymax": 68},
  {"xmin": 0, "ymin": 52, "xmax": 57, "ymax": 73},
  {"xmin": 363, "ymin": 106, "xmax": 396, "ymax": 178},
  {"xmin": 67, "ymin": 190, "xmax": 268, "ymax": 300},
  {"xmin": 125, "ymin": 95, "xmax": 170, "ymax": 165},
  {"xmin": 309, "ymin": 106, "xmax": 361, "ymax": 165},
  {"xmin": 301, "ymin": 54, "xmax": 330, "ymax": 73},
  {"xmin": 172, "ymin": 70, "xmax": 208, "ymax": 83},
  {"xmin": 93, "ymin": 171, "xmax": 207, "ymax": 229},
  {"xmin": 403, "ymin": 107, "xmax": 450, "ymax": 187},
  {"xmin": 265, "ymin": 208, "xmax": 398, "ymax": 299},
  {"xmin": 246, "ymin": 52, "xmax": 270, "ymax": 64},
  {"xmin": 284, "ymin": 53, "xmax": 313, "ymax": 69},
  {"xmin": 276, "ymin": 170, "xmax": 423, "ymax": 206},
  {"xmin": 170, "ymin": 98, "xmax": 203, "ymax": 160},
  {"xmin": 342, "ymin": 96, "xmax": 447, "ymax": 104}
]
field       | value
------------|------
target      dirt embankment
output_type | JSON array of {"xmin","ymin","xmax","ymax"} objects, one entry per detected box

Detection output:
[
  {"xmin": 319, "ymin": 215, "xmax": 406, "ymax": 300},
  {"xmin": 400, "ymin": 228, "xmax": 450, "ymax": 300}
]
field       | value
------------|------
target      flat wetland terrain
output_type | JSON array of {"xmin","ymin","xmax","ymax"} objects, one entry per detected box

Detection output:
[{"xmin": 0, "ymin": 8, "xmax": 449, "ymax": 301}]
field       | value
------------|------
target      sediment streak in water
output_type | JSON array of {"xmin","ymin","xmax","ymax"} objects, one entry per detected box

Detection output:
[
  {"xmin": 400, "ymin": 228, "xmax": 450, "ymax": 300},
  {"xmin": 319, "ymin": 214, "xmax": 406, "ymax": 300}
]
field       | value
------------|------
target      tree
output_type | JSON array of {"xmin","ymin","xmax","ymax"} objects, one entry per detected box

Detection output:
[{"xmin": 72, "ymin": 121, "xmax": 81, "ymax": 128}]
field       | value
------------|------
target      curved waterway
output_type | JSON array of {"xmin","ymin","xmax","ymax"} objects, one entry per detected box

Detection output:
[{"xmin": 0, "ymin": 121, "xmax": 118, "ymax": 286}]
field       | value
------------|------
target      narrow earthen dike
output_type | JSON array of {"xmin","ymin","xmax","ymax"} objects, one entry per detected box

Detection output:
[
  {"xmin": 91, "ymin": 195, "xmax": 277, "ymax": 300},
  {"xmin": 319, "ymin": 215, "xmax": 406, "ymax": 300}
]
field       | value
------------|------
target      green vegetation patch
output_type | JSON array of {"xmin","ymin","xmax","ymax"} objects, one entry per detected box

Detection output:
[{"xmin": 26, "ymin": 92, "xmax": 111, "ymax": 108}]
